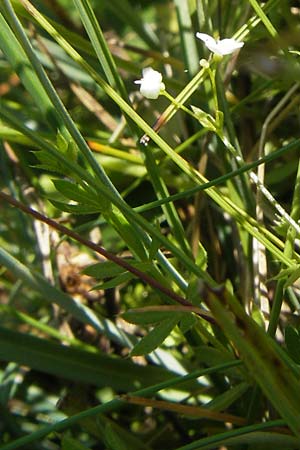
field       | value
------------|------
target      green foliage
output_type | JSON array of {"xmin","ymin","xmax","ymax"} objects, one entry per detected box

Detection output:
[
  {"xmin": 285, "ymin": 325, "xmax": 300, "ymax": 364},
  {"xmin": 61, "ymin": 435, "xmax": 91, "ymax": 450},
  {"xmin": 1, "ymin": 0, "xmax": 300, "ymax": 449},
  {"xmin": 101, "ymin": 422, "xmax": 133, "ymax": 450},
  {"xmin": 0, "ymin": 327, "xmax": 174, "ymax": 391},
  {"xmin": 130, "ymin": 315, "xmax": 182, "ymax": 356},
  {"xmin": 122, "ymin": 308, "xmax": 185, "ymax": 325}
]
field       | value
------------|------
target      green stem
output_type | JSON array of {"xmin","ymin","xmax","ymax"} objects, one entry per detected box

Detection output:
[
  {"xmin": 143, "ymin": 144, "xmax": 192, "ymax": 258},
  {"xmin": 161, "ymin": 90, "xmax": 201, "ymax": 121},
  {"xmin": 135, "ymin": 139, "xmax": 300, "ymax": 212}
]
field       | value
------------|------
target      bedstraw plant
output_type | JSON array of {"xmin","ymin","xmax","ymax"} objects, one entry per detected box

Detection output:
[{"xmin": 1, "ymin": 0, "xmax": 300, "ymax": 449}]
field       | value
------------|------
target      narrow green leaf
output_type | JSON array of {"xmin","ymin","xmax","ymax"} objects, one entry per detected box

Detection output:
[
  {"xmin": 174, "ymin": 0, "xmax": 199, "ymax": 75},
  {"xmin": 204, "ymin": 285, "xmax": 300, "ymax": 438},
  {"xmin": 248, "ymin": 0, "xmax": 279, "ymax": 37},
  {"xmin": 56, "ymin": 131, "xmax": 78, "ymax": 162},
  {"xmin": 62, "ymin": 436, "xmax": 91, "ymax": 450},
  {"xmin": 179, "ymin": 314, "xmax": 198, "ymax": 334},
  {"xmin": 272, "ymin": 266, "xmax": 299, "ymax": 282},
  {"xmin": 50, "ymin": 200, "xmax": 102, "ymax": 214},
  {"xmin": 96, "ymin": 416, "xmax": 152, "ymax": 450},
  {"xmin": 123, "ymin": 309, "xmax": 183, "ymax": 326},
  {"xmin": 83, "ymin": 261, "xmax": 151, "ymax": 279},
  {"xmin": 130, "ymin": 316, "xmax": 181, "ymax": 356},
  {"xmin": 195, "ymin": 241, "xmax": 207, "ymax": 271},
  {"xmin": 285, "ymin": 326, "xmax": 300, "ymax": 364},
  {"xmin": 103, "ymin": 423, "xmax": 131, "ymax": 450},
  {"xmin": 284, "ymin": 266, "xmax": 300, "ymax": 289},
  {"xmin": 92, "ymin": 272, "xmax": 134, "ymax": 290},
  {"xmin": 73, "ymin": 0, "xmax": 127, "ymax": 98},
  {"xmin": 0, "ymin": 247, "xmax": 103, "ymax": 332},
  {"xmin": 83, "ymin": 261, "xmax": 126, "ymax": 278},
  {"xmin": 0, "ymin": 10, "xmax": 65, "ymax": 133},
  {"xmin": 52, "ymin": 179, "xmax": 98, "ymax": 205},
  {"xmin": 190, "ymin": 105, "xmax": 216, "ymax": 130},
  {"xmin": 0, "ymin": 247, "xmax": 132, "ymax": 348},
  {"xmin": 0, "ymin": 327, "xmax": 174, "ymax": 391},
  {"xmin": 33, "ymin": 149, "xmax": 72, "ymax": 175},
  {"xmin": 206, "ymin": 382, "xmax": 250, "ymax": 412}
]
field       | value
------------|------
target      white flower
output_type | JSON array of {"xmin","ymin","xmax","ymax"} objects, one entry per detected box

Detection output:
[
  {"xmin": 196, "ymin": 32, "xmax": 244, "ymax": 56},
  {"xmin": 134, "ymin": 67, "xmax": 165, "ymax": 99}
]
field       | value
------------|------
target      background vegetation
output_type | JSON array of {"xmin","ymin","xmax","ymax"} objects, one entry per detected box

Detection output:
[{"xmin": 1, "ymin": 0, "xmax": 300, "ymax": 448}]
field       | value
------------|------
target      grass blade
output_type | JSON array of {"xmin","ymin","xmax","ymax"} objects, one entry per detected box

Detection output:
[
  {"xmin": 174, "ymin": 0, "xmax": 199, "ymax": 76},
  {"xmin": 0, "ymin": 327, "xmax": 174, "ymax": 391},
  {"xmin": 204, "ymin": 285, "xmax": 300, "ymax": 438},
  {"xmin": 73, "ymin": 0, "xmax": 128, "ymax": 97}
]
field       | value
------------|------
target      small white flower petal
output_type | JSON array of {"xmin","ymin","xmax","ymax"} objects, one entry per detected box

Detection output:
[
  {"xmin": 217, "ymin": 38, "xmax": 244, "ymax": 55},
  {"xmin": 196, "ymin": 32, "xmax": 216, "ymax": 44},
  {"xmin": 196, "ymin": 33, "xmax": 218, "ymax": 53},
  {"xmin": 196, "ymin": 32, "xmax": 244, "ymax": 56},
  {"xmin": 134, "ymin": 67, "xmax": 164, "ymax": 99}
]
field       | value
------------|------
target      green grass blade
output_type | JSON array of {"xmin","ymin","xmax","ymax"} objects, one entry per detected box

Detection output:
[
  {"xmin": 0, "ymin": 10, "xmax": 65, "ymax": 133},
  {"xmin": 0, "ymin": 247, "xmax": 132, "ymax": 347},
  {"xmin": 73, "ymin": 0, "xmax": 128, "ymax": 97},
  {"xmin": 176, "ymin": 420, "xmax": 291, "ymax": 450},
  {"xmin": 143, "ymin": 145, "xmax": 192, "ymax": 256},
  {"xmin": 0, "ymin": 304, "xmax": 97, "ymax": 351},
  {"xmin": 268, "ymin": 159, "xmax": 300, "ymax": 337},
  {"xmin": 0, "ymin": 361, "xmax": 240, "ymax": 450},
  {"xmin": 0, "ymin": 327, "xmax": 173, "ymax": 391},
  {"xmin": 248, "ymin": 0, "xmax": 278, "ymax": 38},
  {"xmin": 135, "ymin": 138, "xmax": 300, "ymax": 212},
  {"xmin": 106, "ymin": 0, "xmax": 159, "ymax": 49},
  {"xmin": 130, "ymin": 315, "xmax": 181, "ymax": 356},
  {"xmin": 1, "ymin": 0, "xmax": 118, "ymax": 192},
  {"xmin": 234, "ymin": 0, "xmax": 280, "ymax": 41},
  {"xmin": 174, "ymin": 0, "xmax": 199, "ymax": 76},
  {"xmin": 204, "ymin": 286, "xmax": 300, "ymax": 437}
]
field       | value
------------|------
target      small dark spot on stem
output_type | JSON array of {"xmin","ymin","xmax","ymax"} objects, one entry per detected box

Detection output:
[
  {"xmin": 235, "ymin": 316, "xmax": 248, "ymax": 331},
  {"xmin": 271, "ymin": 357, "xmax": 282, "ymax": 369}
]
